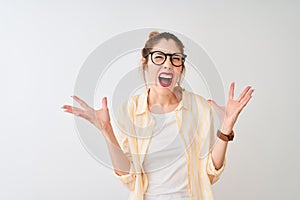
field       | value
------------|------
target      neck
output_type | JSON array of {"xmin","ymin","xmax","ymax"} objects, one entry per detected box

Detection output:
[{"xmin": 147, "ymin": 86, "xmax": 182, "ymax": 113}]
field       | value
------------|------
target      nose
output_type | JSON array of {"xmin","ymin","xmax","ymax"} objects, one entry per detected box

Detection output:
[
  {"xmin": 164, "ymin": 66, "xmax": 172, "ymax": 70},
  {"xmin": 163, "ymin": 56, "xmax": 174, "ymax": 70}
]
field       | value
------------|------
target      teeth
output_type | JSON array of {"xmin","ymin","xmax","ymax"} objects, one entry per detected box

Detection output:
[{"xmin": 159, "ymin": 74, "xmax": 173, "ymax": 79}]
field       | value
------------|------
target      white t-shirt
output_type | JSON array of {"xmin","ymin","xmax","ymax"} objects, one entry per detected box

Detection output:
[{"xmin": 143, "ymin": 111, "xmax": 190, "ymax": 200}]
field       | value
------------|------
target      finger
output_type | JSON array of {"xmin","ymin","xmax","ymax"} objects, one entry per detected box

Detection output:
[
  {"xmin": 240, "ymin": 95, "xmax": 252, "ymax": 109},
  {"xmin": 240, "ymin": 89, "xmax": 254, "ymax": 104},
  {"xmin": 62, "ymin": 109, "xmax": 74, "ymax": 114},
  {"xmin": 237, "ymin": 86, "xmax": 251, "ymax": 102},
  {"xmin": 102, "ymin": 97, "xmax": 108, "ymax": 109},
  {"xmin": 63, "ymin": 108, "xmax": 90, "ymax": 119},
  {"xmin": 229, "ymin": 82, "xmax": 234, "ymax": 99},
  {"xmin": 240, "ymin": 91, "xmax": 254, "ymax": 107},
  {"xmin": 62, "ymin": 108, "xmax": 79, "ymax": 115},
  {"xmin": 61, "ymin": 105, "xmax": 84, "ymax": 115},
  {"xmin": 207, "ymin": 99, "xmax": 219, "ymax": 108},
  {"xmin": 71, "ymin": 95, "xmax": 91, "ymax": 109},
  {"xmin": 61, "ymin": 105, "xmax": 82, "ymax": 111},
  {"xmin": 61, "ymin": 105, "xmax": 74, "ymax": 110}
]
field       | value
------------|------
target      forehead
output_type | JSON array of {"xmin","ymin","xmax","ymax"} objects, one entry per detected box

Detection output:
[{"xmin": 152, "ymin": 39, "xmax": 181, "ymax": 53}]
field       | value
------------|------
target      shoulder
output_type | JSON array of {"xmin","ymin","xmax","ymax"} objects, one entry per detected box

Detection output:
[
  {"xmin": 118, "ymin": 92, "xmax": 144, "ymax": 113},
  {"xmin": 184, "ymin": 89, "xmax": 212, "ymax": 111},
  {"xmin": 185, "ymin": 89, "xmax": 207, "ymax": 101}
]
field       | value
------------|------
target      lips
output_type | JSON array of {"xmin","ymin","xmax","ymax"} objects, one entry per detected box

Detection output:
[{"xmin": 158, "ymin": 72, "xmax": 173, "ymax": 87}]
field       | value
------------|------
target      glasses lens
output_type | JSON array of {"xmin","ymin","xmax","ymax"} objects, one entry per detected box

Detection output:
[
  {"xmin": 152, "ymin": 51, "xmax": 166, "ymax": 65},
  {"xmin": 171, "ymin": 54, "xmax": 184, "ymax": 66}
]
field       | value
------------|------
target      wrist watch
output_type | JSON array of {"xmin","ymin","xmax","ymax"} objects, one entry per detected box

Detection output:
[{"xmin": 217, "ymin": 129, "xmax": 234, "ymax": 142}]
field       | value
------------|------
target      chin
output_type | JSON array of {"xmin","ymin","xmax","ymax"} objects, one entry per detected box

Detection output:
[{"xmin": 155, "ymin": 84, "xmax": 176, "ymax": 93}]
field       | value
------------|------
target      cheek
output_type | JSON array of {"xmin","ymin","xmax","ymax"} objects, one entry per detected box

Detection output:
[
  {"xmin": 147, "ymin": 64, "xmax": 160, "ymax": 78},
  {"xmin": 176, "ymin": 67, "xmax": 183, "ymax": 72},
  {"xmin": 174, "ymin": 68, "xmax": 182, "ymax": 76}
]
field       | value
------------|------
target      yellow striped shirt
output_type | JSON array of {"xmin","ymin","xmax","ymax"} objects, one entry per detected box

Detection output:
[{"xmin": 112, "ymin": 87, "xmax": 226, "ymax": 200}]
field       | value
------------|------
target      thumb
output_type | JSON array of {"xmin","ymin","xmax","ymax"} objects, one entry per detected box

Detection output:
[
  {"xmin": 207, "ymin": 99, "xmax": 219, "ymax": 109},
  {"xmin": 207, "ymin": 99, "xmax": 217, "ymax": 106},
  {"xmin": 102, "ymin": 97, "xmax": 108, "ymax": 109}
]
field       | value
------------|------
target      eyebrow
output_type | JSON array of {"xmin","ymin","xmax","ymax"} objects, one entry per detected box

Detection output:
[{"xmin": 153, "ymin": 50, "xmax": 182, "ymax": 54}]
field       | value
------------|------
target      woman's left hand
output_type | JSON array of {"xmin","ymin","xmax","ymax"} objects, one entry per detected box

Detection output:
[{"xmin": 207, "ymin": 82, "xmax": 254, "ymax": 135}]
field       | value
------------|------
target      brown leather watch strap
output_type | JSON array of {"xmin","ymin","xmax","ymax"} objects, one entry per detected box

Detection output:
[{"xmin": 217, "ymin": 129, "xmax": 234, "ymax": 142}]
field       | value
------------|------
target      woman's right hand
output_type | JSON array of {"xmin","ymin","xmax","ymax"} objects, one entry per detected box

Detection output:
[{"xmin": 61, "ymin": 96, "xmax": 112, "ymax": 132}]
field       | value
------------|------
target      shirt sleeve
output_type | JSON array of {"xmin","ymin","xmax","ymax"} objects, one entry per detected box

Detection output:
[
  {"xmin": 112, "ymin": 161, "xmax": 136, "ymax": 191},
  {"xmin": 206, "ymin": 152, "xmax": 227, "ymax": 184},
  {"xmin": 112, "ymin": 99, "xmax": 136, "ymax": 191}
]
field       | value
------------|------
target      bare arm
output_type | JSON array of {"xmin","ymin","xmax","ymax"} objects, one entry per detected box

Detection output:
[
  {"xmin": 102, "ymin": 124, "xmax": 131, "ymax": 176},
  {"xmin": 61, "ymin": 96, "xmax": 131, "ymax": 176},
  {"xmin": 211, "ymin": 121, "xmax": 231, "ymax": 170},
  {"xmin": 208, "ymin": 83, "xmax": 254, "ymax": 170}
]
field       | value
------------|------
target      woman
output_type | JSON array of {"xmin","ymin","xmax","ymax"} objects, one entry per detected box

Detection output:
[{"xmin": 61, "ymin": 31, "xmax": 254, "ymax": 200}]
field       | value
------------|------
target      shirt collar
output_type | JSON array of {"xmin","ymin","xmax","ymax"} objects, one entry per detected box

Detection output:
[{"xmin": 135, "ymin": 87, "xmax": 191, "ymax": 115}]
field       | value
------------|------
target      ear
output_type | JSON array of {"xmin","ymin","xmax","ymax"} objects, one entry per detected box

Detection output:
[
  {"xmin": 141, "ymin": 57, "xmax": 148, "ymax": 70},
  {"xmin": 181, "ymin": 66, "xmax": 185, "ymax": 75}
]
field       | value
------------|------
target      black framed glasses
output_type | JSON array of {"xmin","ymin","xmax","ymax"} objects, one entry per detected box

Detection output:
[{"xmin": 145, "ymin": 50, "xmax": 187, "ymax": 67}]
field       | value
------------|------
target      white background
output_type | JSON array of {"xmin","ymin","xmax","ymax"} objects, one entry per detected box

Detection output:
[{"xmin": 1, "ymin": 0, "xmax": 299, "ymax": 199}]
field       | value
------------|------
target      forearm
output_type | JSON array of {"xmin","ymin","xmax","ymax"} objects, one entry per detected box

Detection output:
[
  {"xmin": 211, "ymin": 120, "xmax": 232, "ymax": 170},
  {"xmin": 102, "ymin": 124, "xmax": 131, "ymax": 176},
  {"xmin": 211, "ymin": 137, "xmax": 228, "ymax": 170}
]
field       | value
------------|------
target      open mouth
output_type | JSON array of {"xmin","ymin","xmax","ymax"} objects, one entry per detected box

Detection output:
[{"xmin": 158, "ymin": 72, "xmax": 173, "ymax": 87}]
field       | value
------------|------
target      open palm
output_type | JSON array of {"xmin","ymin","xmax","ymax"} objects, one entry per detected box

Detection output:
[
  {"xmin": 61, "ymin": 96, "xmax": 111, "ymax": 131},
  {"xmin": 207, "ymin": 82, "xmax": 254, "ymax": 132}
]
